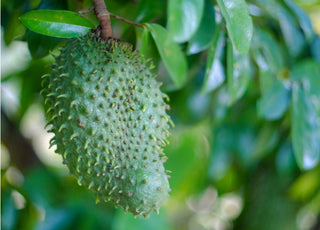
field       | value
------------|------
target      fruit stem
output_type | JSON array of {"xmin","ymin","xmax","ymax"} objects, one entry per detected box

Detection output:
[{"xmin": 93, "ymin": 0, "xmax": 112, "ymax": 39}]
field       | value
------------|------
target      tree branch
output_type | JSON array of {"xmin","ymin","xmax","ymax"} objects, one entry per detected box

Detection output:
[
  {"xmin": 1, "ymin": 109, "xmax": 42, "ymax": 172},
  {"xmin": 93, "ymin": 0, "xmax": 112, "ymax": 39}
]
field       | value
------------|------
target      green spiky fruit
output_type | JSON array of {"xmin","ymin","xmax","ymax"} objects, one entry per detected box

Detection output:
[{"xmin": 41, "ymin": 31, "xmax": 172, "ymax": 217}]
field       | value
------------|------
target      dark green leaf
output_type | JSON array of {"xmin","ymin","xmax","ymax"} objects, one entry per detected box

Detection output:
[
  {"xmin": 257, "ymin": 76, "xmax": 290, "ymax": 120},
  {"xmin": 167, "ymin": 0, "xmax": 204, "ymax": 43},
  {"xmin": 291, "ymin": 82, "xmax": 320, "ymax": 170},
  {"xmin": 1, "ymin": 190, "xmax": 18, "ymax": 230},
  {"xmin": 202, "ymin": 27, "xmax": 225, "ymax": 94},
  {"xmin": 135, "ymin": 0, "xmax": 165, "ymax": 23},
  {"xmin": 227, "ymin": 41, "xmax": 252, "ymax": 105},
  {"xmin": 276, "ymin": 142, "xmax": 297, "ymax": 176},
  {"xmin": 311, "ymin": 37, "xmax": 320, "ymax": 65},
  {"xmin": 283, "ymin": 0, "xmax": 315, "ymax": 43},
  {"xmin": 27, "ymin": 30, "xmax": 61, "ymax": 58},
  {"xmin": 19, "ymin": 10, "xmax": 95, "ymax": 38},
  {"xmin": 217, "ymin": 0, "xmax": 253, "ymax": 55},
  {"xmin": 187, "ymin": 0, "xmax": 216, "ymax": 54},
  {"xmin": 146, "ymin": 23, "xmax": 188, "ymax": 88},
  {"xmin": 4, "ymin": 10, "xmax": 26, "ymax": 45}
]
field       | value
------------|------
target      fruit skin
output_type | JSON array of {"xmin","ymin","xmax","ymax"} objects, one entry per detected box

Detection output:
[{"xmin": 41, "ymin": 31, "xmax": 171, "ymax": 217}]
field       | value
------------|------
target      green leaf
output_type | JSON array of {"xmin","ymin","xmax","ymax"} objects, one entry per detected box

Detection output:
[
  {"xmin": 227, "ymin": 41, "xmax": 252, "ymax": 105},
  {"xmin": 19, "ymin": 10, "xmax": 95, "ymax": 38},
  {"xmin": 217, "ymin": 0, "xmax": 253, "ymax": 55},
  {"xmin": 311, "ymin": 37, "xmax": 320, "ymax": 65},
  {"xmin": 186, "ymin": 0, "xmax": 216, "ymax": 54},
  {"xmin": 291, "ymin": 59, "xmax": 320, "ymax": 120},
  {"xmin": 291, "ymin": 82, "xmax": 320, "ymax": 170},
  {"xmin": 167, "ymin": 0, "xmax": 204, "ymax": 43},
  {"xmin": 277, "ymin": 6, "xmax": 306, "ymax": 57},
  {"xmin": 27, "ymin": 30, "xmax": 61, "ymax": 58},
  {"xmin": 146, "ymin": 23, "xmax": 188, "ymax": 88},
  {"xmin": 253, "ymin": 0, "xmax": 305, "ymax": 57},
  {"xmin": 257, "ymin": 76, "xmax": 290, "ymax": 120},
  {"xmin": 113, "ymin": 210, "xmax": 172, "ymax": 230},
  {"xmin": 135, "ymin": 0, "xmax": 165, "ymax": 23},
  {"xmin": 283, "ymin": 0, "xmax": 315, "ymax": 43},
  {"xmin": 202, "ymin": 27, "xmax": 225, "ymax": 94},
  {"xmin": 139, "ymin": 28, "xmax": 151, "ymax": 57},
  {"xmin": 251, "ymin": 28, "xmax": 284, "ymax": 74},
  {"xmin": 291, "ymin": 59, "xmax": 320, "ymax": 95}
]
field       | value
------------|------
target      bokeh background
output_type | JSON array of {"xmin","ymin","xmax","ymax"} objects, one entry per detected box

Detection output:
[{"xmin": 2, "ymin": 0, "xmax": 320, "ymax": 229}]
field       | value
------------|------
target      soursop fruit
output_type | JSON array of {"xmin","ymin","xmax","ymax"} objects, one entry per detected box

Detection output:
[{"xmin": 41, "ymin": 31, "xmax": 172, "ymax": 217}]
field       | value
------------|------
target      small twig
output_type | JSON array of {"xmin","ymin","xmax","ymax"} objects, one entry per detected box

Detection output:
[
  {"xmin": 93, "ymin": 0, "xmax": 112, "ymax": 39},
  {"xmin": 78, "ymin": 6, "xmax": 94, "ymax": 15},
  {"xmin": 109, "ymin": 13, "xmax": 144, "ymax": 27}
]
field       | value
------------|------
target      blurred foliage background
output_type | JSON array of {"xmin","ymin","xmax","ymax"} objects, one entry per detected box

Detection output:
[{"xmin": 1, "ymin": 0, "xmax": 320, "ymax": 229}]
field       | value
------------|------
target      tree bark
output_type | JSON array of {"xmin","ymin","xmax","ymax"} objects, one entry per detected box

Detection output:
[{"xmin": 93, "ymin": 0, "xmax": 112, "ymax": 39}]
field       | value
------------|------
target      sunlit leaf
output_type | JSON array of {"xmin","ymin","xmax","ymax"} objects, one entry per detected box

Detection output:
[
  {"xmin": 227, "ymin": 41, "xmax": 252, "ymax": 105},
  {"xmin": 187, "ymin": 0, "xmax": 216, "ymax": 54},
  {"xmin": 19, "ymin": 10, "xmax": 95, "ymax": 38},
  {"xmin": 217, "ymin": 0, "xmax": 253, "ymax": 55},
  {"xmin": 291, "ymin": 83, "xmax": 320, "ymax": 170},
  {"xmin": 146, "ymin": 23, "xmax": 188, "ymax": 88},
  {"xmin": 167, "ymin": 0, "xmax": 204, "ymax": 43},
  {"xmin": 289, "ymin": 168, "xmax": 320, "ymax": 201}
]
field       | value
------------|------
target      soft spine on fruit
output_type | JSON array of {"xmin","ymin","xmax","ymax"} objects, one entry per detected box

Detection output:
[{"xmin": 41, "ymin": 32, "xmax": 172, "ymax": 217}]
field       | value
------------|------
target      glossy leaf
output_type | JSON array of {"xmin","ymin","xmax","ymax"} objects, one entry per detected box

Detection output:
[
  {"xmin": 167, "ymin": 0, "xmax": 204, "ymax": 43},
  {"xmin": 187, "ymin": 0, "xmax": 216, "ymax": 54},
  {"xmin": 257, "ymin": 76, "xmax": 290, "ymax": 120},
  {"xmin": 202, "ymin": 28, "xmax": 225, "ymax": 94},
  {"xmin": 227, "ymin": 41, "xmax": 252, "ymax": 105},
  {"xmin": 283, "ymin": 0, "xmax": 315, "ymax": 42},
  {"xmin": 217, "ymin": 0, "xmax": 253, "ymax": 55},
  {"xmin": 146, "ymin": 23, "xmax": 188, "ymax": 88},
  {"xmin": 291, "ymin": 83, "xmax": 320, "ymax": 170},
  {"xmin": 19, "ymin": 10, "xmax": 95, "ymax": 38}
]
